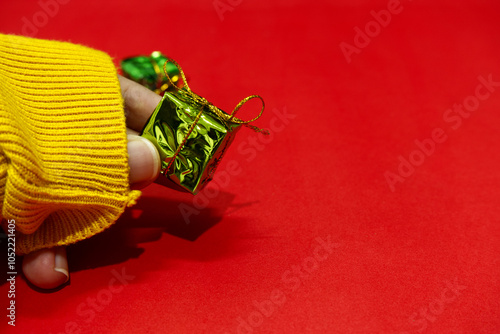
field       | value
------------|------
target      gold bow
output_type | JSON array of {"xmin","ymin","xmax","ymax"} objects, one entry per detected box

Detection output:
[{"xmin": 163, "ymin": 58, "xmax": 268, "ymax": 134}]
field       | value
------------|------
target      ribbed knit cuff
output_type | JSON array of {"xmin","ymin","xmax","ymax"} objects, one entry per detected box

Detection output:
[{"xmin": 0, "ymin": 34, "xmax": 141, "ymax": 255}]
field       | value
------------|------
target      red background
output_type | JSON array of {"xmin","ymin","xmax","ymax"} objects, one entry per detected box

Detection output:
[{"xmin": 1, "ymin": 0, "xmax": 500, "ymax": 333}]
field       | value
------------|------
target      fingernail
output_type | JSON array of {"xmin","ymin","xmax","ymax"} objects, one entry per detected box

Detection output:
[
  {"xmin": 53, "ymin": 247, "xmax": 69, "ymax": 283},
  {"xmin": 127, "ymin": 135, "xmax": 161, "ymax": 185}
]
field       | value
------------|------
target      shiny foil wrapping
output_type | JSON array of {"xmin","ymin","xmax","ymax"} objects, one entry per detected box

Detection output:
[
  {"xmin": 141, "ymin": 89, "xmax": 241, "ymax": 194},
  {"xmin": 120, "ymin": 51, "xmax": 180, "ymax": 94}
]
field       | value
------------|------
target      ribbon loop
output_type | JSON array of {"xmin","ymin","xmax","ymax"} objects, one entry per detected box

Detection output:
[{"xmin": 163, "ymin": 58, "xmax": 268, "ymax": 134}]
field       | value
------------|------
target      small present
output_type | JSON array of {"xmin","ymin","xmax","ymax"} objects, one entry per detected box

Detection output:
[
  {"xmin": 140, "ymin": 58, "xmax": 267, "ymax": 194},
  {"xmin": 120, "ymin": 51, "xmax": 181, "ymax": 94}
]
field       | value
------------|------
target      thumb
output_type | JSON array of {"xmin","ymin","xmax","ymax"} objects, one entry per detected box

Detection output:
[{"xmin": 127, "ymin": 135, "xmax": 161, "ymax": 189}]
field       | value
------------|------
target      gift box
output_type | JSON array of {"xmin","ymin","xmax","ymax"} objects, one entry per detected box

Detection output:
[
  {"xmin": 120, "ymin": 51, "xmax": 181, "ymax": 94},
  {"xmin": 140, "ymin": 58, "xmax": 267, "ymax": 194}
]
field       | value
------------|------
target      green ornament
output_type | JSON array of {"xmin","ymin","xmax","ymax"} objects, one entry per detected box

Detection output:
[
  {"xmin": 141, "ymin": 89, "xmax": 242, "ymax": 194},
  {"xmin": 121, "ymin": 51, "xmax": 180, "ymax": 94}
]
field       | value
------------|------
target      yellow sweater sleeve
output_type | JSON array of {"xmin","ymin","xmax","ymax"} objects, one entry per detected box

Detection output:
[{"xmin": 0, "ymin": 34, "xmax": 141, "ymax": 255}]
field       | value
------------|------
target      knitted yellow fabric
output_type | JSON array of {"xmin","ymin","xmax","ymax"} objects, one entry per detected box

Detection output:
[{"xmin": 0, "ymin": 34, "xmax": 141, "ymax": 255}]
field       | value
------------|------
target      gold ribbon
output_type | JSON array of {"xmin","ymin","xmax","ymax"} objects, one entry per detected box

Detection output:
[
  {"xmin": 162, "ymin": 58, "xmax": 268, "ymax": 174},
  {"xmin": 163, "ymin": 58, "xmax": 268, "ymax": 134}
]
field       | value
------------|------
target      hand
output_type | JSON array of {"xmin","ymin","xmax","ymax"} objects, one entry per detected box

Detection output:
[{"xmin": 21, "ymin": 75, "xmax": 162, "ymax": 289}]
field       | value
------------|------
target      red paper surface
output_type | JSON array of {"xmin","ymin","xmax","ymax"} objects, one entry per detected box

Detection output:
[{"xmin": 1, "ymin": 0, "xmax": 499, "ymax": 333}]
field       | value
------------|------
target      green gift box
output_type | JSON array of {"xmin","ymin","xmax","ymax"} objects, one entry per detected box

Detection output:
[
  {"xmin": 120, "ymin": 51, "xmax": 181, "ymax": 94},
  {"xmin": 140, "ymin": 59, "xmax": 266, "ymax": 194}
]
